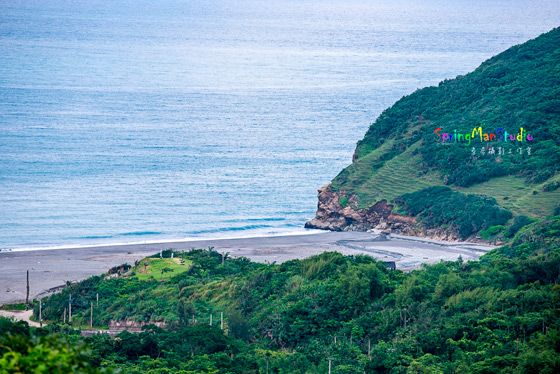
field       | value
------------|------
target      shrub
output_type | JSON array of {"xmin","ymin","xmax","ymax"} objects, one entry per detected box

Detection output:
[
  {"xmin": 507, "ymin": 215, "xmax": 534, "ymax": 237},
  {"xmin": 394, "ymin": 186, "xmax": 512, "ymax": 239}
]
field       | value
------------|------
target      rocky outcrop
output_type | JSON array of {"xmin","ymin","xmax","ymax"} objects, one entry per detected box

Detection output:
[
  {"xmin": 109, "ymin": 318, "xmax": 167, "ymax": 332},
  {"xmin": 387, "ymin": 220, "xmax": 462, "ymax": 242},
  {"xmin": 305, "ymin": 184, "xmax": 486, "ymax": 243},
  {"xmin": 304, "ymin": 184, "xmax": 394, "ymax": 231}
]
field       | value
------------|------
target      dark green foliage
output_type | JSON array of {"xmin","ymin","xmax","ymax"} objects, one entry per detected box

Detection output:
[
  {"xmin": 35, "ymin": 248, "xmax": 264, "ymax": 326},
  {"xmin": 394, "ymin": 186, "xmax": 513, "ymax": 238},
  {"xmin": 484, "ymin": 216, "xmax": 560, "ymax": 259},
  {"xmin": 86, "ymin": 324, "xmax": 256, "ymax": 373},
  {"xmin": 227, "ymin": 309, "xmax": 252, "ymax": 342},
  {"xmin": 543, "ymin": 181, "xmax": 560, "ymax": 192},
  {"xmin": 36, "ymin": 275, "xmax": 104, "ymax": 323},
  {"xmin": 22, "ymin": 216, "xmax": 560, "ymax": 373},
  {"xmin": 0, "ymin": 317, "xmax": 110, "ymax": 373},
  {"xmin": 354, "ymin": 27, "xmax": 560, "ymax": 187},
  {"xmin": 331, "ymin": 27, "xmax": 560, "ymax": 222},
  {"xmin": 518, "ymin": 330, "xmax": 560, "ymax": 374},
  {"xmin": 507, "ymin": 215, "xmax": 534, "ymax": 237},
  {"xmin": 0, "ymin": 317, "xmax": 30, "ymax": 338}
]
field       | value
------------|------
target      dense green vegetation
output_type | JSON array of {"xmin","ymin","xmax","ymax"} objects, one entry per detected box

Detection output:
[
  {"xmin": 484, "ymin": 215, "xmax": 560, "ymax": 260},
  {"xmin": 2, "ymin": 27, "xmax": 560, "ymax": 374},
  {"xmin": 330, "ymin": 27, "xmax": 560, "ymax": 220},
  {"xmin": 394, "ymin": 186, "xmax": 513, "ymax": 239},
  {"xmin": 0, "ymin": 317, "xmax": 108, "ymax": 373},
  {"xmin": 1, "ymin": 217, "xmax": 558, "ymax": 373}
]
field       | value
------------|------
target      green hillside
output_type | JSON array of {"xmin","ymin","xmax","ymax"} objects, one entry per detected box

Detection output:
[
  {"xmin": 331, "ymin": 27, "xmax": 560, "ymax": 220},
  {"xmin": 0, "ymin": 217, "xmax": 557, "ymax": 373}
]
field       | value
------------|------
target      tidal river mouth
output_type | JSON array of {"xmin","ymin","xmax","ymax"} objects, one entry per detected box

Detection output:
[{"xmin": 0, "ymin": 231, "xmax": 494, "ymax": 305}]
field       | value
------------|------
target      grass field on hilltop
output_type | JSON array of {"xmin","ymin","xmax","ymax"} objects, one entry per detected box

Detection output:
[{"xmin": 133, "ymin": 257, "xmax": 192, "ymax": 281}]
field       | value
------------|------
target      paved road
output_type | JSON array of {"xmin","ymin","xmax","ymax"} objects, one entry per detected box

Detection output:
[{"xmin": 0, "ymin": 309, "xmax": 44, "ymax": 327}]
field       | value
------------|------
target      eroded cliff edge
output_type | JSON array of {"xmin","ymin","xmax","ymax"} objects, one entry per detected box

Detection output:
[
  {"xmin": 304, "ymin": 184, "xmax": 468, "ymax": 242},
  {"xmin": 304, "ymin": 184, "xmax": 392, "ymax": 231}
]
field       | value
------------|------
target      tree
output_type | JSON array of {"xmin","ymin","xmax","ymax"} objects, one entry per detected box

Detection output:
[{"xmin": 0, "ymin": 333, "xmax": 111, "ymax": 373}]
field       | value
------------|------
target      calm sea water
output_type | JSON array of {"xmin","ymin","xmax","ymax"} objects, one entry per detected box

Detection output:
[{"xmin": 1, "ymin": 0, "xmax": 559, "ymax": 249}]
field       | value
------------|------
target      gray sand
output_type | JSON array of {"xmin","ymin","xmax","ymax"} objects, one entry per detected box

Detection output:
[{"xmin": 0, "ymin": 231, "xmax": 495, "ymax": 305}]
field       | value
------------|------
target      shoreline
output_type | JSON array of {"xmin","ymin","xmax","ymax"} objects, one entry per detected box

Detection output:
[
  {"xmin": 0, "ymin": 231, "xmax": 495, "ymax": 306},
  {"xmin": 1, "ymin": 229, "xmax": 325, "ymax": 253}
]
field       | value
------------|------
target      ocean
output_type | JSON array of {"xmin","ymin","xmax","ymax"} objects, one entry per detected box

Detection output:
[{"xmin": 1, "ymin": 0, "xmax": 559, "ymax": 250}]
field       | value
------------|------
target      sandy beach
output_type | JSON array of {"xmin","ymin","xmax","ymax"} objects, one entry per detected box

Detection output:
[{"xmin": 0, "ymin": 231, "xmax": 495, "ymax": 305}]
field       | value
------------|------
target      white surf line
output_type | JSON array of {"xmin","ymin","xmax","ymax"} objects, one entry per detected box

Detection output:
[{"xmin": 0, "ymin": 229, "xmax": 326, "ymax": 253}]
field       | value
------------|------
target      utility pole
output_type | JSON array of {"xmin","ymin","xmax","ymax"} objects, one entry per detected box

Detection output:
[
  {"xmin": 26, "ymin": 270, "xmax": 29, "ymax": 306},
  {"xmin": 210, "ymin": 314, "xmax": 212, "ymax": 326},
  {"xmin": 96, "ymin": 292, "xmax": 99, "ymax": 306},
  {"xmin": 90, "ymin": 302, "xmax": 93, "ymax": 328},
  {"xmin": 63, "ymin": 308, "xmax": 66, "ymax": 324},
  {"xmin": 39, "ymin": 299, "xmax": 42, "ymax": 327},
  {"xmin": 368, "ymin": 338, "xmax": 371, "ymax": 360},
  {"xmin": 69, "ymin": 294, "xmax": 72, "ymax": 323},
  {"xmin": 404, "ymin": 307, "xmax": 407, "ymax": 329},
  {"xmin": 265, "ymin": 352, "xmax": 271, "ymax": 374},
  {"xmin": 327, "ymin": 357, "xmax": 333, "ymax": 374},
  {"xmin": 220, "ymin": 312, "xmax": 223, "ymax": 330}
]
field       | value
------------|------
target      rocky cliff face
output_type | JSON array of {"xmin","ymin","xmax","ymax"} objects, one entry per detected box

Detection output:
[
  {"xmin": 305, "ymin": 184, "xmax": 484, "ymax": 242},
  {"xmin": 304, "ymin": 184, "xmax": 395, "ymax": 231}
]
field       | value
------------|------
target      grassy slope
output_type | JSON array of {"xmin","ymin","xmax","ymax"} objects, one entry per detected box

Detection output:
[
  {"xmin": 330, "ymin": 27, "xmax": 560, "ymax": 218},
  {"xmin": 459, "ymin": 174, "xmax": 560, "ymax": 219},
  {"xmin": 134, "ymin": 257, "xmax": 193, "ymax": 281},
  {"xmin": 333, "ymin": 142, "xmax": 442, "ymax": 208}
]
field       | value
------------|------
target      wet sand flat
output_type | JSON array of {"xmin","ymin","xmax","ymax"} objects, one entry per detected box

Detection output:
[{"xmin": 0, "ymin": 231, "xmax": 495, "ymax": 305}]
